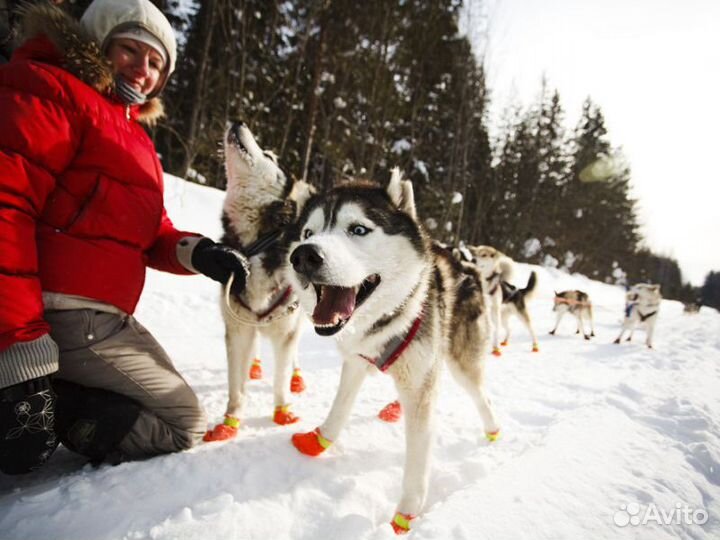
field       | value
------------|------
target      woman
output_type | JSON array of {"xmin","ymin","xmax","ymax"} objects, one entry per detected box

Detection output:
[{"xmin": 0, "ymin": 0, "xmax": 247, "ymax": 474}]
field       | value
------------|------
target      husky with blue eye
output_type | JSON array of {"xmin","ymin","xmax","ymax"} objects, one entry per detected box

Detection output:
[
  {"xmin": 285, "ymin": 169, "xmax": 500, "ymax": 534},
  {"xmin": 203, "ymin": 122, "xmax": 314, "ymax": 442}
]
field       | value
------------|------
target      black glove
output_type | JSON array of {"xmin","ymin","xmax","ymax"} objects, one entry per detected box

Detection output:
[
  {"xmin": 0, "ymin": 375, "xmax": 58, "ymax": 475},
  {"xmin": 191, "ymin": 238, "xmax": 249, "ymax": 295}
]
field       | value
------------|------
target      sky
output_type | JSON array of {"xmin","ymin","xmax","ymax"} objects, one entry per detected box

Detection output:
[{"xmin": 463, "ymin": 0, "xmax": 720, "ymax": 286}]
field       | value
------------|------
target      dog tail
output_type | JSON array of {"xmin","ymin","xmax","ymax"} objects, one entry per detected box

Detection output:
[{"xmin": 521, "ymin": 271, "xmax": 538, "ymax": 301}]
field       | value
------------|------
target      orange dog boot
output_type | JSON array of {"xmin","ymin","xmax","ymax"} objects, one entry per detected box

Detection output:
[
  {"xmin": 203, "ymin": 415, "xmax": 240, "ymax": 442},
  {"xmin": 290, "ymin": 368, "xmax": 306, "ymax": 393},
  {"xmin": 273, "ymin": 404, "xmax": 300, "ymax": 425},
  {"xmin": 249, "ymin": 358, "xmax": 263, "ymax": 380},
  {"xmin": 492, "ymin": 347, "xmax": 502, "ymax": 357},
  {"xmin": 485, "ymin": 429, "xmax": 501, "ymax": 442},
  {"xmin": 500, "ymin": 340, "xmax": 509, "ymax": 347},
  {"xmin": 378, "ymin": 400, "xmax": 403, "ymax": 423},
  {"xmin": 532, "ymin": 343, "xmax": 540, "ymax": 352},
  {"xmin": 292, "ymin": 427, "xmax": 331, "ymax": 456},
  {"xmin": 390, "ymin": 512, "xmax": 415, "ymax": 534}
]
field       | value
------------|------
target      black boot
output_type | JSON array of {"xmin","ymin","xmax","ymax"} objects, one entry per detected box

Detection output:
[
  {"xmin": 0, "ymin": 376, "xmax": 59, "ymax": 475},
  {"xmin": 53, "ymin": 380, "xmax": 141, "ymax": 466}
]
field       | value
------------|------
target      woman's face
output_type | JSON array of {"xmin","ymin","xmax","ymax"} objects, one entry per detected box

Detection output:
[{"xmin": 106, "ymin": 38, "xmax": 165, "ymax": 96}]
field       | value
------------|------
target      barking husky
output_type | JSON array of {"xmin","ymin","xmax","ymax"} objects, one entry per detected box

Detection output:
[
  {"xmin": 614, "ymin": 283, "xmax": 661, "ymax": 348},
  {"xmin": 203, "ymin": 122, "xmax": 313, "ymax": 442},
  {"xmin": 549, "ymin": 290, "xmax": 595, "ymax": 339},
  {"xmin": 286, "ymin": 170, "xmax": 500, "ymax": 534}
]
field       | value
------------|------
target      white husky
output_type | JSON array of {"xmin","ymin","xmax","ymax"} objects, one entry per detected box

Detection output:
[
  {"xmin": 614, "ymin": 283, "xmax": 662, "ymax": 348},
  {"xmin": 203, "ymin": 122, "xmax": 313, "ymax": 442},
  {"xmin": 285, "ymin": 170, "xmax": 500, "ymax": 534}
]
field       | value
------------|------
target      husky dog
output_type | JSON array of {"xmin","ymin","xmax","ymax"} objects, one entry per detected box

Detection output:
[
  {"xmin": 286, "ymin": 170, "xmax": 500, "ymax": 533},
  {"xmin": 614, "ymin": 283, "xmax": 661, "ymax": 348},
  {"xmin": 203, "ymin": 122, "xmax": 314, "ymax": 442},
  {"xmin": 550, "ymin": 290, "xmax": 595, "ymax": 339},
  {"xmin": 496, "ymin": 273, "xmax": 540, "ymax": 351},
  {"xmin": 463, "ymin": 245, "xmax": 512, "ymax": 355}
]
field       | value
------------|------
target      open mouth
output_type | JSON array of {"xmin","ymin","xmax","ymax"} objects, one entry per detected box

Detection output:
[
  {"xmin": 311, "ymin": 274, "xmax": 381, "ymax": 336},
  {"xmin": 226, "ymin": 123, "xmax": 253, "ymax": 162}
]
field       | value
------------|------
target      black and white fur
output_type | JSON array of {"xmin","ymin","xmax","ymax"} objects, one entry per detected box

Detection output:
[
  {"xmin": 217, "ymin": 122, "xmax": 312, "ymax": 426},
  {"xmin": 614, "ymin": 283, "xmax": 661, "ymax": 348},
  {"xmin": 286, "ymin": 169, "xmax": 500, "ymax": 528},
  {"xmin": 462, "ymin": 246, "xmax": 539, "ymax": 352}
]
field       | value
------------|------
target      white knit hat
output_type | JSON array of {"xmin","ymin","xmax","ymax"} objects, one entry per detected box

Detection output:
[{"xmin": 80, "ymin": 0, "xmax": 177, "ymax": 97}]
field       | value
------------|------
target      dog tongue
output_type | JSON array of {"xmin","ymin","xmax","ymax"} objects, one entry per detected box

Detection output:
[{"xmin": 313, "ymin": 286, "xmax": 357, "ymax": 326}]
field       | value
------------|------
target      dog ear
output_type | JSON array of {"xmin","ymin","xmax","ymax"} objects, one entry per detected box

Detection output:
[
  {"xmin": 289, "ymin": 180, "xmax": 314, "ymax": 216},
  {"xmin": 387, "ymin": 167, "xmax": 417, "ymax": 219}
]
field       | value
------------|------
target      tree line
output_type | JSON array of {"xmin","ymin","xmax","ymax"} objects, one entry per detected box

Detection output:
[{"xmin": 43, "ymin": 0, "xmax": 718, "ymax": 309}]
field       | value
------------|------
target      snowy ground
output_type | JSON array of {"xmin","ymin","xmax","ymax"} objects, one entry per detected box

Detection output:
[{"xmin": 1, "ymin": 177, "xmax": 719, "ymax": 540}]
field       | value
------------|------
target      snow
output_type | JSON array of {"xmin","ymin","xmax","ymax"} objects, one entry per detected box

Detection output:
[{"xmin": 1, "ymin": 175, "xmax": 719, "ymax": 540}]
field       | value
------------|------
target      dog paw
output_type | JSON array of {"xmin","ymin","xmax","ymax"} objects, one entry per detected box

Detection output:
[
  {"xmin": 491, "ymin": 348, "xmax": 502, "ymax": 357},
  {"xmin": 249, "ymin": 358, "xmax": 263, "ymax": 380},
  {"xmin": 273, "ymin": 405, "xmax": 300, "ymax": 425},
  {"xmin": 378, "ymin": 400, "xmax": 403, "ymax": 422},
  {"xmin": 390, "ymin": 512, "xmax": 415, "ymax": 534},
  {"xmin": 500, "ymin": 340, "xmax": 509, "ymax": 347},
  {"xmin": 203, "ymin": 415, "xmax": 240, "ymax": 442},
  {"xmin": 292, "ymin": 428, "xmax": 331, "ymax": 456},
  {"xmin": 290, "ymin": 369, "xmax": 306, "ymax": 393},
  {"xmin": 485, "ymin": 429, "xmax": 501, "ymax": 442},
  {"xmin": 531, "ymin": 343, "xmax": 540, "ymax": 352}
]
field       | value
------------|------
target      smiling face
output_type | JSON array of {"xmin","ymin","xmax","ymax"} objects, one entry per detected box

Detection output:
[
  {"xmin": 287, "ymin": 178, "xmax": 428, "ymax": 338},
  {"xmin": 106, "ymin": 38, "xmax": 165, "ymax": 95}
]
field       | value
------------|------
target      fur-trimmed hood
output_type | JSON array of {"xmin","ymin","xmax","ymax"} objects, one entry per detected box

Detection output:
[{"xmin": 14, "ymin": 2, "xmax": 164, "ymax": 124}]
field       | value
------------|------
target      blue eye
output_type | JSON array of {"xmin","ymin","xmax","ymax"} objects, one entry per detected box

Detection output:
[
  {"xmin": 303, "ymin": 229, "xmax": 313, "ymax": 239},
  {"xmin": 349, "ymin": 224, "xmax": 371, "ymax": 236}
]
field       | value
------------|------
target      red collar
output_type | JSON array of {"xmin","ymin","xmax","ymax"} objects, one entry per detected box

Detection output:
[
  {"xmin": 237, "ymin": 287, "xmax": 294, "ymax": 321},
  {"xmin": 359, "ymin": 309, "xmax": 424, "ymax": 372}
]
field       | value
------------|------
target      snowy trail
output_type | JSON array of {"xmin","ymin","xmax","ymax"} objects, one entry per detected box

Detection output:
[{"xmin": 1, "ymin": 177, "xmax": 718, "ymax": 540}]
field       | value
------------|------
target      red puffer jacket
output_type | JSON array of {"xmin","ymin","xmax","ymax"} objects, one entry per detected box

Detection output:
[{"xmin": 0, "ymin": 9, "xmax": 196, "ymax": 353}]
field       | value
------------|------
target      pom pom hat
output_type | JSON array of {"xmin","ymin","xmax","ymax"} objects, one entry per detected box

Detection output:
[{"xmin": 80, "ymin": 0, "xmax": 177, "ymax": 97}]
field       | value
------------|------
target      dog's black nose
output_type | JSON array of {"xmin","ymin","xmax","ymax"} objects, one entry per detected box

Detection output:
[{"xmin": 291, "ymin": 244, "xmax": 324, "ymax": 277}]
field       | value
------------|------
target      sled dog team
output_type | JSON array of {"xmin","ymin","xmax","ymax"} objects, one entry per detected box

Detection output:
[{"xmin": 210, "ymin": 122, "xmax": 663, "ymax": 533}]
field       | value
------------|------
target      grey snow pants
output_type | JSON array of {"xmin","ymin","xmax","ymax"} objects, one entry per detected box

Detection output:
[{"xmin": 45, "ymin": 309, "xmax": 207, "ymax": 458}]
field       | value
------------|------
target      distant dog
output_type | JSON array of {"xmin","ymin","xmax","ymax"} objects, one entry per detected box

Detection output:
[
  {"xmin": 550, "ymin": 290, "xmax": 595, "ymax": 339},
  {"xmin": 614, "ymin": 283, "xmax": 661, "ymax": 348},
  {"xmin": 462, "ymin": 245, "xmax": 539, "ymax": 353},
  {"xmin": 498, "ymin": 273, "xmax": 540, "ymax": 351},
  {"xmin": 286, "ymin": 170, "xmax": 500, "ymax": 533},
  {"xmin": 203, "ymin": 122, "xmax": 313, "ymax": 442},
  {"xmin": 463, "ymin": 245, "xmax": 513, "ymax": 355}
]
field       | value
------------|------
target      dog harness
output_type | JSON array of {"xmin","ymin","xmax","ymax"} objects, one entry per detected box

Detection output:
[
  {"xmin": 554, "ymin": 296, "xmax": 591, "ymax": 307},
  {"xmin": 359, "ymin": 310, "xmax": 424, "ymax": 372},
  {"xmin": 241, "ymin": 229, "xmax": 284, "ymax": 258},
  {"xmin": 486, "ymin": 271, "xmax": 502, "ymax": 295},
  {"xmin": 638, "ymin": 310, "xmax": 657, "ymax": 322}
]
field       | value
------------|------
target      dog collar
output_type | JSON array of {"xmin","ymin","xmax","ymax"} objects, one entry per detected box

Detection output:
[
  {"xmin": 237, "ymin": 286, "xmax": 295, "ymax": 321},
  {"xmin": 359, "ymin": 309, "xmax": 424, "ymax": 372}
]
